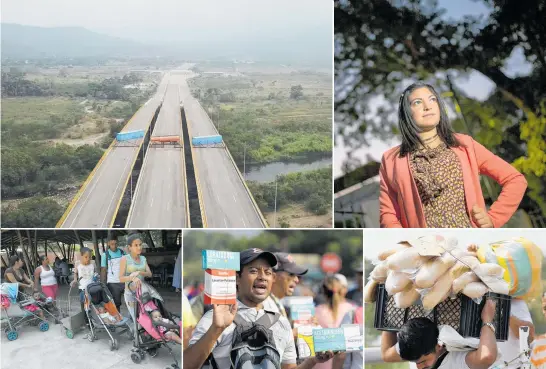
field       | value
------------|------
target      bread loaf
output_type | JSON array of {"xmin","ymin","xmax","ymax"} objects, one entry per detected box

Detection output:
[
  {"xmin": 378, "ymin": 241, "xmax": 411, "ymax": 261},
  {"xmin": 421, "ymin": 273, "xmax": 453, "ymax": 311},
  {"xmin": 462, "ymin": 282, "xmax": 488, "ymax": 299},
  {"xmin": 452, "ymin": 271, "xmax": 480, "ymax": 294},
  {"xmin": 394, "ymin": 285, "xmax": 420, "ymax": 309},
  {"xmin": 415, "ymin": 252, "xmax": 457, "ymax": 289},
  {"xmin": 385, "ymin": 271, "xmax": 412, "ymax": 295}
]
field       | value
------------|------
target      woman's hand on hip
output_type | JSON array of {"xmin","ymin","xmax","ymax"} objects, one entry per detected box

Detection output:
[{"xmin": 472, "ymin": 205, "xmax": 494, "ymax": 228}]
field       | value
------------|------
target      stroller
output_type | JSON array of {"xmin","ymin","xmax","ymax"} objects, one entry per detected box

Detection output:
[
  {"xmin": 83, "ymin": 276, "xmax": 132, "ymax": 351},
  {"xmin": 130, "ymin": 282, "xmax": 181, "ymax": 369},
  {"xmin": 1, "ymin": 283, "xmax": 60, "ymax": 341}
]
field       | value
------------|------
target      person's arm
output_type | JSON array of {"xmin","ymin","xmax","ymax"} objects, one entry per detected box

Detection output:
[
  {"xmin": 33, "ymin": 267, "xmax": 41, "ymax": 292},
  {"xmin": 280, "ymin": 352, "xmax": 336, "ymax": 369},
  {"xmin": 100, "ymin": 253, "xmax": 107, "ymax": 283},
  {"xmin": 465, "ymin": 299, "xmax": 498, "ymax": 369},
  {"xmin": 472, "ymin": 139, "xmax": 527, "ymax": 228},
  {"xmin": 71, "ymin": 266, "xmax": 79, "ymax": 287},
  {"xmin": 378, "ymin": 154, "xmax": 403, "ymax": 228},
  {"xmin": 510, "ymin": 316, "xmax": 535, "ymax": 343},
  {"xmin": 183, "ymin": 304, "xmax": 238, "ymax": 369},
  {"xmin": 21, "ymin": 271, "xmax": 34, "ymax": 288},
  {"xmin": 139, "ymin": 261, "xmax": 152, "ymax": 278},
  {"xmin": 381, "ymin": 331, "xmax": 403, "ymax": 362},
  {"xmin": 5, "ymin": 272, "xmax": 30, "ymax": 288},
  {"xmin": 332, "ymin": 352, "xmax": 347, "ymax": 369},
  {"xmin": 118, "ymin": 257, "xmax": 132, "ymax": 283}
]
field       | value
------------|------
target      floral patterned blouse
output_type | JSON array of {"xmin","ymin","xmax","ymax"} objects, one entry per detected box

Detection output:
[{"xmin": 409, "ymin": 143, "xmax": 472, "ymax": 228}]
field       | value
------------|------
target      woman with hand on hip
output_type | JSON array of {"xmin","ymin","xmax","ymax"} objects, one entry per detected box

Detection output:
[
  {"xmin": 33, "ymin": 255, "xmax": 58, "ymax": 302},
  {"xmin": 379, "ymin": 82, "xmax": 527, "ymax": 228}
]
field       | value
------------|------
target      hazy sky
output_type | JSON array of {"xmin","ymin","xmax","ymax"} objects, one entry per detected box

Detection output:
[
  {"xmin": 1, "ymin": 0, "xmax": 332, "ymax": 45},
  {"xmin": 364, "ymin": 229, "xmax": 546, "ymax": 262}
]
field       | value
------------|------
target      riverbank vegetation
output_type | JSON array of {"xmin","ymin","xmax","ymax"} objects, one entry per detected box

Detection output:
[{"xmin": 1, "ymin": 65, "xmax": 157, "ymax": 227}]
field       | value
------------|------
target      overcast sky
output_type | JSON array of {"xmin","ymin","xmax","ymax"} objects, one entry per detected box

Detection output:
[
  {"xmin": 364, "ymin": 229, "xmax": 546, "ymax": 262},
  {"xmin": 1, "ymin": 0, "xmax": 332, "ymax": 45}
]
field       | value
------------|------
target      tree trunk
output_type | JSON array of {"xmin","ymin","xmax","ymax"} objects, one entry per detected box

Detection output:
[
  {"xmin": 91, "ymin": 230, "xmax": 101, "ymax": 273},
  {"xmin": 17, "ymin": 230, "xmax": 33, "ymax": 277}
]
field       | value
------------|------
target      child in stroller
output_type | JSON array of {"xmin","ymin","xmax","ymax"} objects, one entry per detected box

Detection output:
[
  {"xmin": 83, "ymin": 278, "xmax": 131, "ymax": 350},
  {"xmin": 128, "ymin": 281, "xmax": 181, "ymax": 368},
  {"xmin": 1, "ymin": 283, "xmax": 56, "ymax": 341},
  {"xmin": 150, "ymin": 309, "xmax": 182, "ymax": 344}
]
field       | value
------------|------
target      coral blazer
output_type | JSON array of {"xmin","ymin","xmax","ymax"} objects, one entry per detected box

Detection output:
[{"xmin": 379, "ymin": 134, "xmax": 527, "ymax": 228}]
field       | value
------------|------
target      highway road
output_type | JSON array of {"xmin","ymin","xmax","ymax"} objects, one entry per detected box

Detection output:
[
  {"xmin": 58, "ymin": 76, "xmax": 169, "ymax": 228},
  {"xmin": 179, "ymin": 76, "xmax": 266, "ymax": 228},
  {"xmin": 125, "ymin": 77, "xmax": 188, "ymax": 228}
]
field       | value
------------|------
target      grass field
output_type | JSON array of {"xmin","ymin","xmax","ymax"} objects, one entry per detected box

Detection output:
[
  {"xmin": 1, "ymin": 96, "xmax": 84, "ymax": 124},
  {"xmin": 189, "ymin": 70, "xmax": 332, "ymax": 163}
]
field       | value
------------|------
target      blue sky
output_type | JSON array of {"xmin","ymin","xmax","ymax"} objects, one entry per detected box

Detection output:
[{"xmin": 334, "ymin": 0, "xmax": 533, "ymax": 177}]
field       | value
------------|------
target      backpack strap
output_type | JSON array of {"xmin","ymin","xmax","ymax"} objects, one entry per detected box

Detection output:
[
  {"xmin": 233, "ymin": 313, "xmax": 254, "ymax": 331},
  {"xmin": 255, "ymin": 311, "xmax": 280, "ymax": 329}
]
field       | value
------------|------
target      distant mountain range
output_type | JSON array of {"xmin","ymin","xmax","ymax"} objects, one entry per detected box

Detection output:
[
  {"xmin": 1, "ymin": 23, "xmax": 331, "ymax": 67},
  {"xmin": 1, "ymin": 23, "xmax": 160, "ymax": 59}
]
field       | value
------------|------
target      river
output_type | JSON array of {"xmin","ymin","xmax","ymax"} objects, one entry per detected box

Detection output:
[{"xmin": 237, "ymin": 155, "xmax": 332, "ymax": 183}]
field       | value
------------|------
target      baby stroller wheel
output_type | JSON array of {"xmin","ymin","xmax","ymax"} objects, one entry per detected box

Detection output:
[
  {"xmin": 110, "ymin": 338, "xmax": 119, "ymax": 351},
  {"xmin": 139, "ymin": 350, "xmax": 146, "ymax": 360},
  {"xmin": 39, "ymin": 321, "xmax": 49, "ymax": 332},
  {"xmin": 88, "ymin": 333, "xmax": 96, "ymax": 342},
  {"xmin": 6, "ymin": 330, "xmax": 18, "ymax": 341},
  {"xmin": 148, "ymin": 348, "xmax": 158, "ymax": 357},
  {"xmin": 131, "ymin": 353, "xmax": 141, "ymax": 364},
  {"xmin": 65, "ymin": 329, "xmax": 74, "ymax": 339}
]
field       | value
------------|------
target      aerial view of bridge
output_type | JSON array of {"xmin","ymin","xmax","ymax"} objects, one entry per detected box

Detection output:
[{"xmin": 57, "ymin": 66, "xmax": 266, "ymax": 229}]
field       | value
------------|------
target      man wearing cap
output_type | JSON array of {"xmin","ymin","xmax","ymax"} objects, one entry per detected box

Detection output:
[
  {"xmin": 100, "ymin": 235, "xmax": 126, "ymax": 312},
  {"xmin": 184, "ymin": 248, "xmax": 336, "ymax": 369},
  {"xmin": 266, "ymin": 252, "xmax": 309, "ymax": 318}
]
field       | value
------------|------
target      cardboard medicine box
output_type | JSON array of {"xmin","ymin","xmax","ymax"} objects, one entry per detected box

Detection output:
[
  {"xmin": 312, "ymin": 327, "xmax": 346, "ymax": 353},
  {"xmin": 204, "ymin": 269, "xmax": 237, "ymax": 304},
  {"xmin": 202, "ymin": 250, "xmax": 240, "ymax": 271},
  {"xmin": 202, "ymin": 250, "xmax": 240, "ymax": 305},
  {"xmin": 342, "ymin": 324, "xmax": 363, "ymax": 352}
]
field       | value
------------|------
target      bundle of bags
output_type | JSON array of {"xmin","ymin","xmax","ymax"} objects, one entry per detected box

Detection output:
[{"xmin": 364, "ymin": 236, "xmax": 542, "ymax": 311}]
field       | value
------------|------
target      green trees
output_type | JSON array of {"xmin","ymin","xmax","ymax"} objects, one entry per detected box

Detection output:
[
  {"xmin": 248, "ymin": 167, "xmax": 332, "ymax": 215},
  {"xmin": 290, "ymin": 85, "xmax": 304, "ymax": 100},
  {"xmin": 1, "ymin": 143, "xmax": 103, "ymax": 198},
  {"xmin": 2, "ymin": 197, "xmax": 64, "ymax": 228}
]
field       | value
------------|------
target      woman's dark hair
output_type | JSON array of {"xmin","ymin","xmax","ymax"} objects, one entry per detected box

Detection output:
[
  {"xmin": 39, "ymin": 255, "xmax": 48, "ymax": 264},
  {"xmin": 80, "ymin": 247, "xmax": 92, "ymax": 256},
  {"xmin": 398, "ymin": 82, "xmax": 461, "ymax": 156},
  {"xmin": 127, "ymin": 234, "xmax": 142, "ymax": 247},
  {"xmin": 9, "ymin": 255, "xmax": 22, "ymax": 267},
  {"xmin": 398, "ymin": 317, "xmax": 439, "ymax": 361}
]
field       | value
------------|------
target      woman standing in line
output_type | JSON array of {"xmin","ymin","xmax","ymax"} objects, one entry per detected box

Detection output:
[
  {"xmin": 33, "ymin": 255, "xmax": 59, "ymax": 302},
  {"xmin": 119, "ymin": 234, "xmax": 152, "ymax": 321},
  {"xmin": 379, "ymin": 82, "xmax": 527, "ymax": 228},
  {"xmin": 314, "ymin": 275, "xmax": 356, "ymax": 369}
]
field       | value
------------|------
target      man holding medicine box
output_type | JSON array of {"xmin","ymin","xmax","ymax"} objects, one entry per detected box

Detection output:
[{"xmin": 184, "ymin": 248, "xmax": 337, "ymax": 369}]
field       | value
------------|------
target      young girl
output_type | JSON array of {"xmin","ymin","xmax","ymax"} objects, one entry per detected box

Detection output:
[
  {"xmin": 379, "ymin": 82, "xmax": 527, "ymax": 228},
  {"xmin": 119, "ymin": 234, "xmax": 152, "ymax": 321},
  {"xmin": 72, "ymin": 247, "xmax": 95, "ymax": 315}
]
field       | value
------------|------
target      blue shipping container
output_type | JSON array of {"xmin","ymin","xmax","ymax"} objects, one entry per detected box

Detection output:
[
  {"xmin": 192, "ymin": 135, "xmax": 223, "ymax": 146},
  {"xmin": 117, "ymin": 130, "xmax": 145, "ymax": 141}
]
